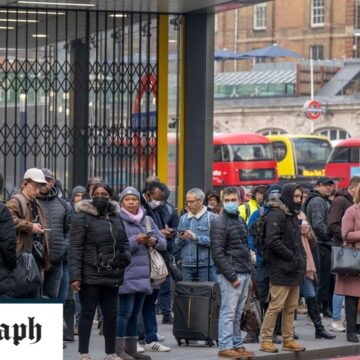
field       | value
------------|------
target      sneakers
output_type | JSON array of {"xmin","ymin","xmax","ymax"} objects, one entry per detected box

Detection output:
[
  {"xmin": 145, "ymin": 341, "xmax": 171, "ymax": 352},
  {"xmin": 79, "ymin": 355, "xmax": 91, "ymax": 360},
  {"xmin": 282, "ymin": 339, "xmax": 305, "ymax": 352},
  {"xmin": 259, "ymin": 341, "xmax": 278, "ymax": 353},
  {"xmin": 162, "ymin": 314, "xmax": 174, "ymax": 325},
  {"xmin": 104, "ymin": 354, "xmax": 121, "ymax": 360},
  {"xmin": 137, "ymin": 343, "xmax": 145, "ymax": 353},
  {"xmin": 234, "ymin": 347, "xmax": 255, "ymax": 358},
  {"xmin": 218, "ymin": 349, "xmax": 243, "ymax": 358},
  {"xmin": 330, "ymin": 320, "xmax": 346, "ymax": 332},
  {"xmin": 156, "ymin": 333, "xmax": 165, "ymax": 342}
]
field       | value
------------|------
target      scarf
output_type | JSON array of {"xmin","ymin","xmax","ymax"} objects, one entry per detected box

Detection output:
[{"xmin": 121, "ymin": 206, "xmax": 144, "ymax": 224}]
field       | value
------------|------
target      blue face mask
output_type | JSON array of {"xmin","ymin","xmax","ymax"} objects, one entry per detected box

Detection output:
[{"xmin": 224, "ymin": 202, "xmax": 239, "ymax": 214}]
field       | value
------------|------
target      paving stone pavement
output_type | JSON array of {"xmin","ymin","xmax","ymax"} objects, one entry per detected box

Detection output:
[{"xmin": 64, "ymin": 314, "xmax": 360, "ymax": 360}]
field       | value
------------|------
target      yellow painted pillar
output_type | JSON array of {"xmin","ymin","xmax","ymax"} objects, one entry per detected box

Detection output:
[{"xmin": 157, "ymin": 15, "xmax": 169, "ymax": 183}]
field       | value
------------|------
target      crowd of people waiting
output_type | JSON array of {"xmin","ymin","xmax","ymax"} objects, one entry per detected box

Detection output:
[{"xmin": 0, "ymin": 168, "xmax": 360, "ymax": 360}]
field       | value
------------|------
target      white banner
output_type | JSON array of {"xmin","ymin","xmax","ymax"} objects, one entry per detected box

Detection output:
[{"xmin": 0, "ymin": 303, "xmax": 62, "ymax": 360}]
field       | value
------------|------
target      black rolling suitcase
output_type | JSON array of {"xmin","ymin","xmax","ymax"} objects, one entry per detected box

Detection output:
[{"xmin": 173, "ymin": 246, "xmax": 221, "ymax": 346}]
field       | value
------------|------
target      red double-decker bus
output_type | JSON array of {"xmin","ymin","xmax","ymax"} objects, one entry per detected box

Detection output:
[
  {"xmin": 212, "ymin": 133, "xmax": 278, "ymax": 188},
  {"xmin": 325, "ymin": 138, "xmax": 360, "ymax": 189}
]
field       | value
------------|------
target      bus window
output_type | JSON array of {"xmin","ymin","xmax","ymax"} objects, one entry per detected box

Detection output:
[
  {"xmin": 231, "ymin": 144, "xmax": 274, "ymax": 161},
  {"xmin": 350, "ymin": 147, "xmax": 360, "ymax": 163},
  {"xmin": 292, "ymin": 138, "xmax": 331, "ymax": 165},
  {"xmin": 213, "ymin": 145, "xmax": 230, "ymax": 162},
  {"xmin": 272, "ymin": 141, "xmax": 287, "ymax": 162},
  {"xmin": 213, "ymin": 145, "xmax": 222, "ymax": 162},
  {"xmin": 328, "ymin": 147, "xmax": 350, "ymax": 163}
]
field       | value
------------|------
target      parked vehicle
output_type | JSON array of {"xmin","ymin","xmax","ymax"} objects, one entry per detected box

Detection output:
[
  {"xmin": 212, "ymin": 133, "xmax": 278, "ymax": 187},
  {"xmin": 267, "ymin": 134, "xmax": 332, "ymax": 182},
  {"xmin": 325, "ymin": 138, "xmax": 360, "ymax": 189}
]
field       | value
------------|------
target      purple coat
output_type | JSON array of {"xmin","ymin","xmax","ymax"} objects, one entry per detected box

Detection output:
[{"xmin": 118, "ymin": 207, "xmax": 166, "ymax": 295}]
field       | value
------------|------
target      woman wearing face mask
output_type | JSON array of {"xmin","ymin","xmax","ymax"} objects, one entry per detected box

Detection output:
[{"xmin": 70, "ymin": 183, "xmax": 130, "ymax": 360}]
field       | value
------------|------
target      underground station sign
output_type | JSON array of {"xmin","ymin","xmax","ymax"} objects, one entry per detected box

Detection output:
[{"xmin": 303, "ymin": 99, "xmax": 322, "ymax": 120}]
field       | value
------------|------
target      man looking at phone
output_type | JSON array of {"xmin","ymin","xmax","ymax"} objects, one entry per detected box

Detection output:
[
  {"xmin": 6, "ymin": 167, "xmax": 50, "ymax": 298},
  {"xmin": 174, "ymin": 188, "xmax": 216, "ymax": 282},
  {"xmin": 210, "ymin": 187, "xmax": 253, "ymax": 358}
]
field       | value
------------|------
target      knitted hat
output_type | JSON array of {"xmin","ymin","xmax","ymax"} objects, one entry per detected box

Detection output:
[{"xmin": 119, "ymin": 186, "xmax": 141, "ymax": 202}]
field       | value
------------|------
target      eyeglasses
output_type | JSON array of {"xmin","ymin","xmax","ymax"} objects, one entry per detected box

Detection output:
[
  {"xmin": 186, "ymin": 199, "xmax": 200, "ymax": 204},
  {"xmin": 28, "ymin": 181, "xmax": 42, "ymax": 189}
]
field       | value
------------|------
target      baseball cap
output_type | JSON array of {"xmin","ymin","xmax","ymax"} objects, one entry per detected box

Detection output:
[
  {"xmin": 23, "ymin": 168, "xmax": 47, "ymax": 184},
  {"xmin": 316, "ymin": 176, "xmax": 335, "ymax": 186},
  {"xmin": 42, "ymin": 168, "xmax": 54, "ymax": 180}
]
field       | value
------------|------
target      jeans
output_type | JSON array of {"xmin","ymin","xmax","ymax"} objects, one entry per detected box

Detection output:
[
  {"xmin": 254, "ymin": 264, "xmax": 270, "ymax": 313},
  {"xmin": 75, "ymin": 292, "xmax": 81, "ymax": 324},
  {"xmin": 182, "ymin": 266, "xmax": 217, "ymax": 282},
  {"xmin": 43, "ymin": 262, "xmax": 63, "ymax": 299},
  {"xmin": 332, "ymin": 294, "xmax": 344, "ymax": 321},
  {"xmin": 78, "ymin": 284, "xmax": 118, "ymax": 354},
  {"xmin": 142, "ymin": 289, "xmax": 160, "ymax": 343},
  {"xmin": 57, "ymin": 261, "xmax": 69, "ymax": 302},
  {"xmin": 117, "ymin": 293, "xmax": 146, "ymax": 337},
  {"xmin": 300, "ymin": 278, "xmax": 316, "ymax": 299},
  {"xmin": 218, "ymin": 273, "xmax": 250, "ymax": 351},
  {"xmin": 159, "ymin": 275, "xmax": 172, "ymax": 316}
]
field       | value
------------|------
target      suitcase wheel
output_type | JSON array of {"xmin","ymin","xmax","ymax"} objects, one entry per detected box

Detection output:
[
  {"xmin": 185, "ymin": 339, "xmax": 189, "ymax": 346},
  {"xmin": 176, "ymin": 338, "xmax": 182, "ymax": 346},
  {"xmin": 206, "ymin": 339, "xmax": 213, "ymax": 347}
]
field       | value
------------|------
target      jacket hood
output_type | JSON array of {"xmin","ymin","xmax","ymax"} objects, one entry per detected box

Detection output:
[
  {"xmin": 204, "ymin": 189, "xmax": 220, "ymax": 205},
  {"xmin": 267, "ymin": 198, "xmax": 292, "ymax": 216},
  {"xmin": 37, "ymin": 185, "xmax": 59, "ymax": 200},
  {"xmin": 280, "ymin": 183, "xmax": 302, "ymax": 215},
  {"xmin": 304, "ymin": 189, "xmax": 323, "ymax": 210},
  {"xmin": 334, "ymin": 189, "xmax": 353, "ymax": 203},
  {"xmin": 75, "ymin": 199, "xmax": 120, "ymax": 216}
]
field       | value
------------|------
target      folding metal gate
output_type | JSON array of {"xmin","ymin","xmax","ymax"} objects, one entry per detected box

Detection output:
[{"xmin": 0, "ymin": 8, "xmax": 158, "ymax": 197}]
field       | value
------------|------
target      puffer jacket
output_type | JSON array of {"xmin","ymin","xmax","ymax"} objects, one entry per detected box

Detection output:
[
  {"xmin": 304, "ymin": 190, "xmax": 331, "ymax": 247},
  {"xmin": 0, "ymin": 204, "xmax": 16, "ymax": 296},
  {"xmin": 37, "ymin": 187, "xmax": 70, "ymax": 264},
  {"xmin": 210, "ymin": 209, "xmax": 251, "ymax": 283},
  {"xmin": 174, "ymin": 207, "xmax": 216, "ymax": 267},
  {"xmin": 265, "ymin": 199, "xmax": 306, "ymax": 286},
  {"xmin": 327, "ymin": 190, "xmax": 353, "ymax": 246},
  {"xmin": 69, "ymin": 200, "xmax": 130, "ymax": 287},
  {"xmin": 118, "ymin": 208, "xmax": 166, "ymax": 295}
]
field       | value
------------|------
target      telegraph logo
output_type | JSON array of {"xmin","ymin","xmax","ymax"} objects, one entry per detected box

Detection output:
[{"xmin": 0, "ymin": 317, "xmax": 41, "ymax": 346}]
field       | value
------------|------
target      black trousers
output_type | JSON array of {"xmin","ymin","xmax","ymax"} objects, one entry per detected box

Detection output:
[
  {"xmin": 78, "ymin": 283, "xmax": 118, "ymax": 354},
  {"xmin": 316, "ymin": 245, "xmax": 332, "ymax": 309}
]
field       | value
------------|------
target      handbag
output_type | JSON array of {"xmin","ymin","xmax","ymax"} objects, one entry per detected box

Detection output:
[
  {"xmin": 149, "ymin": 247, "xmax": 168, "ymax": 286},
  {"xmin": 12, "ymin": 251, "xmax": 41, "ymax": 297},
  {"xmin": 240, "ymin": 281, "xmax": 262, "ymax": 332},
  {"xmin": 331, "ymin": 245, "xmax": 360, "ymax": 276},
  {"xmin": 144, "ymin": 216, "xmax": 168, "ymax": 286}
]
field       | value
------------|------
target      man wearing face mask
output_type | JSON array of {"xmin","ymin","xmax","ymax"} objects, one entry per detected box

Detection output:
[
  {"xmin": 259, "ymin": 184, "xmax": 306, "ymax": 353},
  {"xmin": 210, "ymin": 187, "xmax": 253, "ymax": 359}
]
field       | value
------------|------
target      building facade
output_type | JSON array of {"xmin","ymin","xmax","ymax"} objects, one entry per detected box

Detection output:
[{"xmin": 215, "ymin": 0, "xmax": 358, "ymax": 72}]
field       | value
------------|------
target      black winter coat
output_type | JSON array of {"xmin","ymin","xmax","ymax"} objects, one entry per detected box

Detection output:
[
  {"xmin": 265, "ymin": 200, "xmax": 306, "ymax": 286},
  {"xmin": 37, "ymin": 187, "xmax": 70, "ymax": 264},
  {"xmin": 0, "ymin": 203, "xmax": 16, "ymax": 296},
  {"xmin": 304, "ymin": 190, "xmax": 331, "ymax": 247},
  {"xmin": 210, "ymin": 210, "xmax": 251, "ymax": 283},
  {"xmin": 69, "ymin": 200, "xmax": 130, "ymax": 287}
]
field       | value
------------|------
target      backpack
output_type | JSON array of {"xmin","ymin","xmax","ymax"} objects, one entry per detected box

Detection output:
[{"xmin": 249, "ymin": 207, "xmax": 268, "ymax": 257}]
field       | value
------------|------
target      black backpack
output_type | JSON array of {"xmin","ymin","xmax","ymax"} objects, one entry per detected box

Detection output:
[{"xmin": 249, "ymin": 207, "xmax": 268, "ymax": 257}]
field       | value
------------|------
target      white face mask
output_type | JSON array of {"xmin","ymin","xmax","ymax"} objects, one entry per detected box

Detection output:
[{"xmin": 149, "ymin": 199, "xmax": 161, "ymax": 209}]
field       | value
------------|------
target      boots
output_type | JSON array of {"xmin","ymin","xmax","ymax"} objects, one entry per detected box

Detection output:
[
  {"xmin": 243, "ymin": 331, "xmax": 259, "ymax": 343},
  {"xmin": 125, "ymin": 337, "xmax": 152, "ymax": 360},
  {"xmin": 306, "ymin": 297, "xmax": 335, "ymax": 340},
  {"xmin": 345, "ymin": 296, "xmax": 360, "ymax": 343},
  {"xmin": 115, "ymin": 337, "xmax": 135, "ymax": 360}
]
